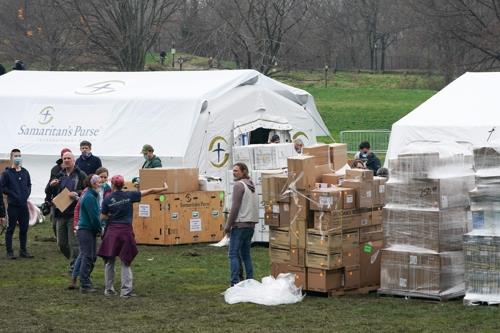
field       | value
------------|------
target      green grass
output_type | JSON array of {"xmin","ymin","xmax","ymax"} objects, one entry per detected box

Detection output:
[{"xmin": 2, "ymin": 222, "xmax": 500, "ymax": 333}]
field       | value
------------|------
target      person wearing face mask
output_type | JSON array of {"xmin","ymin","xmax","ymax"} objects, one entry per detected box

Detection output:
[
  {"xmin": 48, "ymin": 152, "xmax": 87, "ymax": 271},
  {"xmin": 1, "ymin": 149, "xmax": 33, "ymax": 259},
  {"xmin": 140, "ymin": 144, "xmax": 162, "ymax": 169},
  {"xmin": 76, "ymin": 141, "xmax": 102, "ymax": 176}
]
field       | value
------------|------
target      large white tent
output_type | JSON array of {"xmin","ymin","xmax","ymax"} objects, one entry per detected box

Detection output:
[
  {"xmin": 0, "ymin": 69, "xmax": 329, "ymax": 202},
  {"xmin": 386, "ymin": 72, "xmax": 500, "ymax": 161}
]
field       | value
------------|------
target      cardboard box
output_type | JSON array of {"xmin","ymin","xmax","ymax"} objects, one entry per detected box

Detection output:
[
  {"xmin": 342, "ymin": 247, "xmax": 360, "ymax": 267},
  {"xmin": 307, "ymin": 268, "xmax": 343, "ymax": 292},
  {"xmin": 329, "ymin": 143, "xmax": 348, "ymax": 171},
  {"xmin": 373, "ymin": 176, "xmax": 387, "ymax": 206},
  {"xmin": 253, "ymin": 144, "xmax": 295, "ymax": 170},
  {"xmin": 385, "ymin": 176, "xmax": 475, "ymax": 209},
  {"xmin": 342, "ymin": 230, "xmax": 360, "ymax": 248},
  {"xmin": 343, "ymin": 266, "xmax": 361, "ymax": 290},
  {"xmin": 271, "ymin": 263, "xmax": 307, "ymax": 289},
  {"xmin": 287, "ymin": 155, "xmax": 316, "ymax": 191},
  {"xmin": 290, "ymin": 218, "xmax": 308, "ymax": 249},
  {"xmin": 346, "ymin": 169, "xmax": 374, "ymax": 181},
  {"xmin": 290, "ymin": 247, "xmax": 306, "ymax": 266},
  {"xmin": 289, "ymin": 193, "xmax": 310, "ymax": 221},
  {"xmin": 306, "ymin": 230, "xmax": 342, "ymax": 254},
  {"xmin": 359, "ymin": 212, "xmax": 371, "ymax": 227},
  {"xmin": 322, "ymin": 173, "xmax": 341, "ymax": 186},
  {"xmin": 310, "ymin": 187, "xmax": 356, "ymax": 211},
  {"xmin": 262, "ymin": 174, "xmax": 289, "ymax": 203},
  {"xmin": 380, "ymin": 249, "xmax": 464, "ymax": 294},
  {"xmin": 270, "ymin": 245, "xmax": 290, "ymax": 263},
  {"xmin": 313, "ymin": 210, "xmax": 358, "ymax": 232},
  {"xmin": 306, "ymin": 251, "xmax": 343, "ymax": 269},
  {"xmin": 371, "ymin": 208, "xmax": 383, "ymax": 225},
  {"xmin": 359, "ymin": 224, "xmax": 384, "ymax": 243},
  {"xmin": 232, "ymin": 145, "xmax": 254, "ymax": 167},
  {"xmin": 383, "ymin": 206, "xmax": 469, "ymax": 252},
  {"xmin": 303, "ymin": 144, "xmax": 330, "ymax": 165},
  {"xmin": 360, "ymin": 240, "xmax": 383, "ymax": 287},
  {"xmin": 264, "ymin": 213, "xmax": 280, "ymax": 226},
  {"xmin": 132, "ymin": 195, "xmax": 165, "ymax": 245},
  {"xmin": 140, "ymin": 168, "xmax": 199, "ymax": 193},
  {"xmin": 269, "ymin": 228, "xmax": 290, "ymax": 248},
  {"xmin": 341, "ymin": 179, "xmax": 373, "ymax": 208},
  {"xmin": 279, "ymin": 203, "xmax": 290, "ymax": 227}
]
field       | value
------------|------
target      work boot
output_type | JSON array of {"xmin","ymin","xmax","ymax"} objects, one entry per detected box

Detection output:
[
  {"xmin": 68, "ymin": 277, "xmax": 77, "ymax": 290},
  {"xmin": 6, "ymin": 252, "xmax": 17, "ymax": 260},
  {"xmin": 80, "ymin": 287, "xmax": 98, "ymax": 294},
  {"xmin": 19, "ymin": 251, "xmax": 34, "ymax": 258}
]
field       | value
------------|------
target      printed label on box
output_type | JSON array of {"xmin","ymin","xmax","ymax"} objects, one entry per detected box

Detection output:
[
  {"xmin": 441, "ymin": 195, "xmax": 448, "ymax": 208},
  {"xmin": 366, "ymin": 190, "xmax": 372, "ymax": 198},
  {"xmin": 399, "ymin": 278, "xmax": 407, "ymax": 288},
  {"xmin": 361, "ymin": 218, "xmax": 369, "ymax": 226},
  {"xmin": 138, "ymin": 204, "xmax": 150, "ymax": 218},
  {"xmin": 379, "ymin": 185, "xmax": 385, "ymax": 194},
  {"xmin": 273, "ymin": 204, "xmax": 280, "ymax": 213},
  {"xmin": 190, "ymin": 218, "xmax": 202, "ymax": 232},
  {"xmin": 480, "ymin": 251, "xmax": 488, "ymax": 256},
  {"xmin": 346, "ymin": 195, "xmax": 353, "ymax": 204},
  {"xmin": 409, "ymin": 255, "xmax": 417, "ymax": 265},
  {"xmin": 319, "ymin": 195, "xmax": 333, "ymax": 206},
  {"xmin": 472, "ymin": 211, "xmax": 484, "ymax": 229},
  {"xmin": 363, "ymin": 243, "xmax": 373, "ymax": 253}
]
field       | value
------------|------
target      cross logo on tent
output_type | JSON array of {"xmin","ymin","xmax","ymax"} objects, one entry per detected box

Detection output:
[
  {"xmin": 75, "ymin": 80, "xmax": 125, "ymax": 95},
  {"xmin": 38, "ymin": 106, "xmax": 54, "ymax": 125},
  {"xmin": 209, "ymin": 136, "xmax": 229, "ymax": 168}
]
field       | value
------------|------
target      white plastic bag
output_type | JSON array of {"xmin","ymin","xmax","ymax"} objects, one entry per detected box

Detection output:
[
  {"xmin": 223, "ymin": 273, "xmax": 305, "ymax": 306},
  {"xmin": 210, "ymin": 235, "xmax": 229, "ymax": 247},
  {"xmin": 27, "ymin": 201, "xmax": 43, "ymax": 226}
]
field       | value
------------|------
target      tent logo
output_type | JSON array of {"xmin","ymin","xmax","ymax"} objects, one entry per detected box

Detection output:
[
  {"xmin": 292, "ymin": 131, "xmax": 309, "ymax": 141},
  {"xmin": 38, "ymin": 106, "xmax": 54, "ymax": 125},
  {"xmin": 209, "ymin": 136, "xmax": 229, "ymax": 168},
  {"xmin": 75, "ymin": 80, "xmax": 125, "ymax": 95}
]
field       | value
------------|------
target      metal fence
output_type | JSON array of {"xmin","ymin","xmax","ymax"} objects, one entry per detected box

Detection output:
[{"xmin": 339, "ymin": 130, "xmax": 391, "ymax": 154}]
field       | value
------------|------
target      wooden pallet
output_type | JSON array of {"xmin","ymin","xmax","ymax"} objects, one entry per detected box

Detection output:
[
  {"xmin": 378, "ymin": 288, "xmax": 464, "ymax": 302},
  {"xmin": 328, "ymin": 285, "xmax": 379, "ymax": 297}
]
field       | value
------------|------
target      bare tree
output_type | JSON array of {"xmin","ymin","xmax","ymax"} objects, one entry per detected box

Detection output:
[{"xmin": 57, "ymin": 0, "xmax": 180, "ymax": 71}]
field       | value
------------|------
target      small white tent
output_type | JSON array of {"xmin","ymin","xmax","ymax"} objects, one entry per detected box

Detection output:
[
  {"xmin": 0, "ymin": 70, "xmax": 329, "ymax": 202},
  {"xmin": 386, "ymin": 72, "xmax": 500, "ymax": 161}
]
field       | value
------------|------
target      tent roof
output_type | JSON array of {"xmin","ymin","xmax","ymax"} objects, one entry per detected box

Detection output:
[{"xmin": 395, "ymin": 72, "xmax": 500, "ymax": 127}]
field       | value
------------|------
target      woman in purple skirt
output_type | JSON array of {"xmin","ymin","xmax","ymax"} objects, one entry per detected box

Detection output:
[{"xmin": 98, "ymin": 175, "xmax": 168, "ymax": 298}]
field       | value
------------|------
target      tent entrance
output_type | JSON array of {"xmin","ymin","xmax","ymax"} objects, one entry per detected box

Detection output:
[{"xmin": 233, "ymin": 115, "xmax": 293, "ymax": 146}]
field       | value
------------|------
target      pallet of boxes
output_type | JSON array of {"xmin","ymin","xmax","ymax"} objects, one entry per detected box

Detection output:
[
  {"xmin": 132, "ymin": 168, "xmax": 225, "ymax": 245},
  {"xmin": 267, "ymin": 143, "xmax": 388, "ymax": 294},
  {"xmin": 463, "ymin": 146, "xmax": 500, "ymax": 305},
  {"xmin": 379, "ymin": 143, "xmax": 475, "ymax": 300}
]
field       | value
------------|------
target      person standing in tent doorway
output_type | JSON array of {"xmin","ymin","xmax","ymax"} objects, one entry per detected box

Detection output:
[
  {"xmin": 1, "ymin": 149, "xmax": 33, "ymax": 259},
  {"xmin": 76, "ymin": 141, "xmax": 102, "ymax": 176},
  {"xmin": 224, "ymin": 162, "xmax": 258, "ymax": 287},
  {"xmin": 48, "ymin": 152, "xmax": 86, "ymax": 272},
  {"xmin": 98, "ymin": 175, "xmax": 168, "ymax": 298},
  {"xmin": 269, "ymin": 134, "xmax": 280, "ymax": 144},
  {"xmin": 354, "ymin": 141, "xmax": 381, "ymax": 173},
  {"xmin": 294, "ymin": 139, "xmax": 304, "ymax": 154},
  {"xmin": 141, "ymin": 144, "xmax": 162, "ymax": 169}
]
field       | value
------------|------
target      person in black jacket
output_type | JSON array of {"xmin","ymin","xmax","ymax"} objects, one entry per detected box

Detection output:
[
  {"xmin": 48, "ymin": 152, "xmax": 86, "ymax": 269},
  {"xmin": 0, "ymin": 182, "xmax": 6, "ymax": 237},
  {"xmin": 45, "ymin": 148, "xmax": 72, "ymax": 237},
  {"xmin": 76, "ymin": 141, "xmax": 102, "ymax": 176},
  {"xmin": 1, "ymin": 149, "xmax": 32, "ymax": 259}
]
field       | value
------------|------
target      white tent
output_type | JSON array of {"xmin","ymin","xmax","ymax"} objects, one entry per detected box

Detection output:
[
  {"xmin": 386, "ymin": 72, "xmax": 500, "ymax": 161},
  {"xmin": 0, "ymin": 69, "xmax": 329, "ymax": 202}
]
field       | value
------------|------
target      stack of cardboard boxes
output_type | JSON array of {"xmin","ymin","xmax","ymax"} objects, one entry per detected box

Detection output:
[
  {"xmin": 380, "ymin": 150, "xmax": 475, "ymax": 300},
  {"xmin": 464, "ymin": 146, "xmax": 500, "ymax": 305},
  {"xmin": 267, "ymin": 143, "xmax": 387, "ymax": 293},
  {"xmin": 132, "ymin": 168, "xmax": 225, "ymax": 245}
]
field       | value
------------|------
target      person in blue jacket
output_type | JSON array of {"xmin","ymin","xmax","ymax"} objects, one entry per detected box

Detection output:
[
  {"xmin": 76, "ymin": 174, "xmax": 102, "ymax": 293},
  {"xmin": 76, "ymin": 141, "xmax": 102, "ymax": 176},
  {"xmin": 1, "ymin": 149, "xmax": 32, "ymax": 259}
]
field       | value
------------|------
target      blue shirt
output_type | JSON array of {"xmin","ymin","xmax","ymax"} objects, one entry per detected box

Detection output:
[{"xmin": 101, "ymin": 190, "xmax": 141, "ymax": 225}]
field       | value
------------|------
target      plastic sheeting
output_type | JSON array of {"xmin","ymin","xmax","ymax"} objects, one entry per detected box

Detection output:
[{"xmin": 223, "ymin": 273, "xmax": 304, "ymax": 306}]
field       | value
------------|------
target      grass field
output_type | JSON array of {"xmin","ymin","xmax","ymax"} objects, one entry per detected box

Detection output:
[{"xmin": 1, "ymin": 222, "xmax": 500, "ymax": 333}]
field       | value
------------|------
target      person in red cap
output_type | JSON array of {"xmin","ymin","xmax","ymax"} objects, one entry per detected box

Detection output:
[
  {"xmin": 98, "ymin": 175, "xmax": 168, "ymax": 298},
  {"xmin": 44, "ymin": 148, "xmax": 72, "ymax": 237}
]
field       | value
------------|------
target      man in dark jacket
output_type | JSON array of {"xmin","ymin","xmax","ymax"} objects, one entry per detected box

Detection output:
[
  {"xmin": 48, "ymin": 152, "xmax": 86, "ymax": 267},
  {"xmin": 45, "ymin": 148, "xmax": 72, "ymax": 236},
  {"xmin": 76, "ymin": 141, "xmax": 102, "ymax": 175},
  {"xmin": 1, "ymin": 149, "xmax": 32, "ymax": 259}
]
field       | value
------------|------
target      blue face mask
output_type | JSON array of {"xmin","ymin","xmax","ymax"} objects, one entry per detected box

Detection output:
[
  {"xmin": 83, "ymin": 152, "xmax": 92, "ymax": 158},
  {"xmin": 13, "ymin": 157, "xmax": 22, "ymax": 166}
]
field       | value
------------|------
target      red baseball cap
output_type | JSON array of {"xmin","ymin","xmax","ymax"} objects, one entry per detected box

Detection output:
[
  {"xmin": 60, "ymin": 148, "xmax": 71, "ymax": 157},
  {"xmin": 111, "ymin": 175, "xmax": 125, "ymax": 187}
]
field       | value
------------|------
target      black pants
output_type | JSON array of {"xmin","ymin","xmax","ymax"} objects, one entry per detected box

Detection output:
[
  {"xmin": 5, "ymin": 205, "xmax": 30, "ymax": 253},
  {"xmin": 77, "ymin": 229, "xmax": 97, "ymax": 289}
]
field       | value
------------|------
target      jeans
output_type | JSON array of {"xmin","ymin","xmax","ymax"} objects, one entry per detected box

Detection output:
[
  {"xmin": 56, "ymin": 216, "xmax": 79, "ymax": 261},
  {"xmin": 77, "ymin": 229, "xmax": 97, "ymax": 289},
  {"xmin": 5, "ymin": 205, "xmax": 30, "ymax": 254},
  {"xmin": 72, "ymin": 254, "xmax": 82, "ymax": 279},
  {"xmin": 104, "ymin": 257, "xmax": 133, "ymax": 296},
  {"xmin": 229, "ymin": 227, "xmax": 254, "ymax": 286}
]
